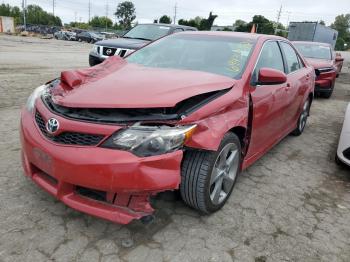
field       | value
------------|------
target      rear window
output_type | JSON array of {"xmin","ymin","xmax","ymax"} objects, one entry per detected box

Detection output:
[
  {"xmin": 126, "ymin": 34, "xmax": 255, "ymax": 79},
  {"xmin": 293, "ymin": 42, "xmax": 332, "ymax": 60}
]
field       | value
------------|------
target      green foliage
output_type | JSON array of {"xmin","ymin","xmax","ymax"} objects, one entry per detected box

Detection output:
[
  {"xmin": 178, "ymin": 18, "xmax": 199, "ymax": 29},
  {"xmin": 331, "ymin": 14, "xmax": 350, "ymax": 47},
  {"xmin": 234, "ymin": 15, "xmax": 275, "ymax": 35},
  {"xmin": 335, "ymin": 37, "xmax": 346, "ymax": 51},
  {"xmin": 179, "ymin": 12, "xmax": 217, "ymax": 30},
  {"xmin": 25, "ymin": 5, "xmax": 62, "ymax": 26},
  {"xmin": 199, "ymin": 12, "xmax": 217, "ymax": 30},
  {"xmin": 0, "ymin": 4, "xmax": 62, "ymax": 26},
  {"xmin": 69, "ymin": 22, "xmax": 90, "ymax": 29},
  {"xmin": 115, "ymin": 1, "xmax": 136, "ymax": 29},
  {"xmin": 89, "ymin": 16, "xmax": 113, "ymax": 28},
  {"xmin": 319, "ymin": 20, "xmax": 326, "ymax": 25},
  {"xmin": 0, "ymin": 3, "xmax": 22, "ymax": 25},
  {"xmin": 159, "ymin": 15, "xmax": 172, "ymax": 24}
]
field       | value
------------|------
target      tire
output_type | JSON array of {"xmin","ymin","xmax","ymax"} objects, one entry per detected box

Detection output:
[
  {"xmin": 291, "ymin": 98, "xmax": 310, "ymax": 136},
  {"xmin": 78, "ymin": 38, "xmax": 82, "ymax": 42},
  {"xmin": 321, "ymin": 81, "xmax": 335, "ymax": 99},
  {"xmin": 180, "ymin": 132, "xmax": 241, "ymax": 214}
]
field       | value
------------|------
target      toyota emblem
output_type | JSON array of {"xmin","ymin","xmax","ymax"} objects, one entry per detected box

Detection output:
[
  {"xmin": 46, "ymin": 118, "xmax": 59, "ymax": 134},
  {"xmin": 106, "ymin": 49, "xmax": 112, "ymax": 55}
]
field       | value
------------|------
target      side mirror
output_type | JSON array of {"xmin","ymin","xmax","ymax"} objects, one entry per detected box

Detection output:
[{"xmin": 258, "ymin": 68, "xmax": 287, "ymax": 85}]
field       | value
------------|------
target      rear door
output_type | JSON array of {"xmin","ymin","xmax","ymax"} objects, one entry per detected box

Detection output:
[
  {"xmin": 247, "ymin": 41, "xmax": 289, "ymax": 157},
  {"xmin": 279, "ymin": 41, "xmax": 309, "ymax": 126}
]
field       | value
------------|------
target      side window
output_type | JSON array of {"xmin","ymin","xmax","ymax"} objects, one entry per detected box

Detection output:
[
  {"xmin": 280, "ymin": 42, "xmax": 300, "ymax": 73},
  {"xmin": 173, "ymin": 28, "xmax": 184, "ymax": 33},
  {"xmin": 253, "ymin": 41, "xmax": 284, "ymax": 83}
]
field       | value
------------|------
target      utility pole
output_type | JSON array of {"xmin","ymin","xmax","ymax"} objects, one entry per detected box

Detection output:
[
  {"xmin": 275, "ymin": 5, "xmax": 282, "ymax": 34},
  {"xmin": 52, "ymin": 0, "xmax": 55, "ymax": 16},
  {"xmin": 74, "ymin": 11, "xmax": 77, "ymax": 23},
  {"xmin": 22, "ymin": 0, "xmax": 27, "ymax": 31},
  {"xmin": 88, "ymin": 0, "xmax": 91, "ymax": 23},
  {"xmin": 173, "ymin": 3, "xmax": 177, "ymax": 24},
  {"xmin": 105, "ymin": 0, "xmax": 109, "ymax": 31}
]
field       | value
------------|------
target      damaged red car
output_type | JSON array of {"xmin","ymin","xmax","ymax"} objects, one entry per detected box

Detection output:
[
  {"xmin": 20, "ymin": 32, "xmax": 314, "ymax": 224},
  {"xmin": 293, "ymin": 41, "xmax": 343, "ymax": 98}
]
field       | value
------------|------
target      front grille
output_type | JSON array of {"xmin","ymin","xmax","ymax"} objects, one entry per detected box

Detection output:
[
  {"xmin": 76, "ymin": 186, "xmax": 107, "ymax": 202},
  {"xmin": 35, "ymin": 111, "xmax": 105, "ymax": 146},
  {"xmin": 102, "ymin": 47, "xmax": 117, "ymax": 56}
]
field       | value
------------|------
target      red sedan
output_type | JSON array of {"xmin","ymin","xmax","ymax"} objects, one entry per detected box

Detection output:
[
  {"xmin": 293, "ymin": 41, "xmax": 343, "ymax": 98},
  {"xmin": 20, "ymin": 32, "xmax": 314, "ymax": 224}
]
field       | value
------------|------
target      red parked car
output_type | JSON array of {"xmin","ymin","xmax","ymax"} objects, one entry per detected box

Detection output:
[
  {"xmin": 293, "ymin": 41, "xmax": 343, "ymax": 98},
  {"xmin": 21, "ymin": 32, "xmax": 314, "ymax": 224}
]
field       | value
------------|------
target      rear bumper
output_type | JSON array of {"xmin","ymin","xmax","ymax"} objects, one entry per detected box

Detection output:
[{"xmin": 20, "ymin": 105, "xmax": 182, "ymax": 224}]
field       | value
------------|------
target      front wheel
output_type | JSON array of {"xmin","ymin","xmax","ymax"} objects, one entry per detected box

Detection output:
[
  {"xmin": 291, "ymin": 98, "xmax": 310, "ymax": 136},
  {"xmin": 180, "ymin": 133, "xmax": 241, "ymax": 214}
]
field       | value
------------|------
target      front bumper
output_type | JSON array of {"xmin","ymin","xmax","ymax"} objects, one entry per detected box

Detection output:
[
  {"xmin": 20, "ymin": 100, "xmax": 183, "ymax": 224},
  {"xmin": 89, "ymin": 52, "xmax": 105, "ymax": 66}
]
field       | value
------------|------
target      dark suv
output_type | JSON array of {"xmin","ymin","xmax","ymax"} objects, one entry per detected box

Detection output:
[{"xmin": 89, "ymin": 23, "xmax": 197, "ymax": 66}]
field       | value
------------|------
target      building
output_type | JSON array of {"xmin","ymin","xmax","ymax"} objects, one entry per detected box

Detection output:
[{"xmin": 0, "ymin": 16, "xmax": 15, "ymax": 33}]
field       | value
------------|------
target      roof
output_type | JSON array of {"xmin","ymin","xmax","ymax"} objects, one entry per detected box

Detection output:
[
  {"xmin": 140, "ymin": 23, "xmax": 197, "ymax": 30},
  {"xmin": 292, "ymin": 41, "xmax": 332, "ymax": 47},
  {"xmin": 176, "ymin": 31, "xmax": 287, "ymax": 41}
]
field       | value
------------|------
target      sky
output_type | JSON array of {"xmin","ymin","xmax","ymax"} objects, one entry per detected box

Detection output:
[{"xmin": 2, "ymin": 0, "xmax": 350, "ymax": 27}]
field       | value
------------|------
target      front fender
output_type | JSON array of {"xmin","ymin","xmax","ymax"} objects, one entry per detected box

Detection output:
[{"xmin": 180, "ymin": 90, "xmax": 249, "ymax": 151}]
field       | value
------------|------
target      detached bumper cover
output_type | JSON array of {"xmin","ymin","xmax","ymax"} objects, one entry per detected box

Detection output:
[{"xmin": 20, "ymin": 106, "xmax": 182, "ymax": 224}]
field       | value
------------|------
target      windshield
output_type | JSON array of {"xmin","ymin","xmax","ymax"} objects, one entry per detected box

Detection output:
[
  {"xmin": 294, "ymin": 43, "xmax": 332, "ymax": 60},
  {"xmin": 124, "ymin": 24, "xmax": 171, "ymax": 41},
  {"xmin": 126, "ymin": 34, "xmax": 255, "ymax": 79}
]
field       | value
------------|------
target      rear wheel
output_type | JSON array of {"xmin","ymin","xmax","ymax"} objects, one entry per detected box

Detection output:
[
  {"xmin": 291, "ymin": 98, "xmax": 310, "ymax": 136},
  {"xmin": 180, "ymin": 133, "xmax": 241, "ymax": 214}
]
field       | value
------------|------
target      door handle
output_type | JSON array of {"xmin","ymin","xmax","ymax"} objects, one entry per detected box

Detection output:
[
  {"xmin": 285, "ymin": 83, "xmax": 291, "ymax": 91},
  {"xmin": 306, "ymin": 74, "xmax": 310, "ymax": 80}
]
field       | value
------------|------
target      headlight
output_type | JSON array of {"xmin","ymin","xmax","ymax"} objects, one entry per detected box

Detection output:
[
  {"xmin": 25, "ymin": 85, "xmax": 48, "ymax": 113},
  {"xmin": 92, "ymin": 45, "xmax": 99, "ymax": 53},
  {"xmin": 101, "ymin": 124, "xmax": 197, "ymax": 157}
]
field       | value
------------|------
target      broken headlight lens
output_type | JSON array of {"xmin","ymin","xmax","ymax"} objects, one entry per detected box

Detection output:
[
  {"xmin": 25, "ymin": 85, "xmax": 48, "ymax": 113},
  {"xmin": 102, "ymin": 124, "xmax": 197, "ymax": 157}
]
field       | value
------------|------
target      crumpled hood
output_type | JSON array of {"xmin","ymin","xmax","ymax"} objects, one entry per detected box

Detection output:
[
  {"xmin": 305, "ymin": 58, "xmax": 333, "ymax": 69},
  {"xmin": 95, "ymin": 38, "xmax": 149, "ymax": 49},
  {"xmin": 52, "ymin": 57, "xmax": 235, "ymax": 108}
]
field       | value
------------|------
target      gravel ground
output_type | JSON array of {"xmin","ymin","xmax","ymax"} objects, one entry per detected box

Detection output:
[{"xmin": 0, "ymin": 35, "xmax": 350, "ymax": 262}]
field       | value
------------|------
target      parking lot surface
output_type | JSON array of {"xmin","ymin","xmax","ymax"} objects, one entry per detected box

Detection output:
[{"xmin": 0, "ymin": 35, "xmax": 350, "ymax": 262}]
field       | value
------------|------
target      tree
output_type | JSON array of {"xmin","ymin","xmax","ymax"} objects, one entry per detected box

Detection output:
[
  {"xmin": 335, "ymin": 37, "xmax": 346, "ymax": 51},
  {"xmin": 115, "ymin": 1, "xmax": 136, "ymax": 29},
  {"xmin": 159, "ymin": 15, "xmax": 172, "ymax": 24},
  {"xmin": 331, "ymin": 14, "xmax": 350, "ymax": 49},
  {"xmin": 234, "ymin": 19, "xmax": 248, "ymax": 32},
  {"xmin": 319, "ymin": 20, "xmax": 326, "ymax": 25},
  {"xmin": 89, "ymin": 16, "xmax": 113, "ymax": 28},
  {"xmin": 199, "ymin": 12, "xmax": 217, "ymax": 30},
  {"xmin": 178, "ymin": 18, "xmax": 200, "ymax": 29},
  {"xmin": 25, "ymin": 5, "xmax": 62, "ymax": 26},
  {"xmin": 0, "ymin": 4, "xmax": 23, "ymax": 25}
]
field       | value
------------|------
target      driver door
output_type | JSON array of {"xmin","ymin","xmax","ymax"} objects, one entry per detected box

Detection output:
[{"xmin": 246, "ymin": 41, "xmax": 289, "ymax": 159}]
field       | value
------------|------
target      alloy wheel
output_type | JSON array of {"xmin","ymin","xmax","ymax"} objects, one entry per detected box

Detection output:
[{"xmin": 209, "ymin": 143, "xmax": 240, "ymax": 205}]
